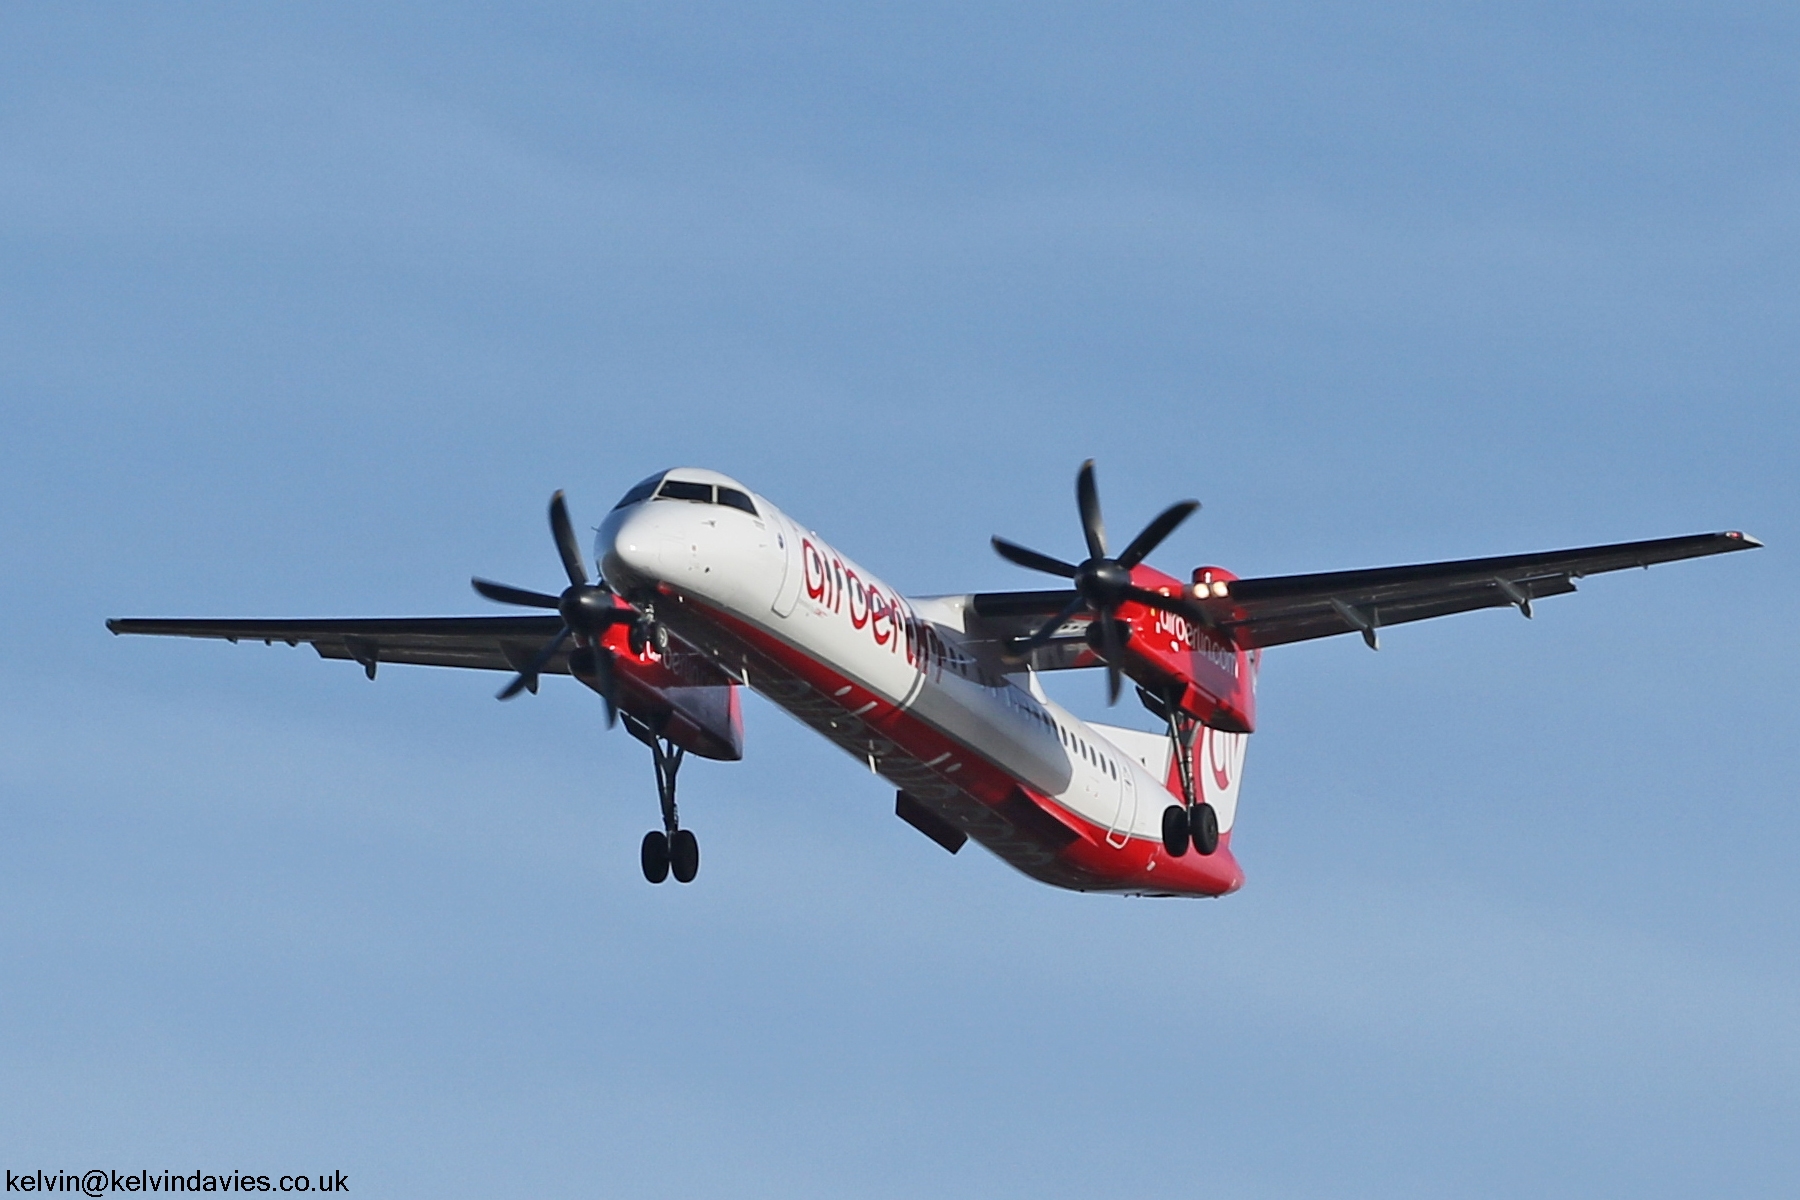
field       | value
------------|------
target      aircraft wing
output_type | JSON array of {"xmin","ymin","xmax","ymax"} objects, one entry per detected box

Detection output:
[
  {"xmin": 970, "ymin": 530, "xmax": 1760, "ymax": 656},
  {"xmin": 105, "ymin": 615, "xmax": 569, "ymax": 678}
]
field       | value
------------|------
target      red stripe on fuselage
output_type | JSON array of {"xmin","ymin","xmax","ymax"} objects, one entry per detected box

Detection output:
[{"xmin": 653, "ymin": 591, "xmax": 1244, "ymax": 897}]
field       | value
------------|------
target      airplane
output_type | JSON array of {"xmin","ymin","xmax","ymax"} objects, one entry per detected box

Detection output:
[{"xmin": 108, "ymin": 463, "xmax": 1760, "ymax": 897}]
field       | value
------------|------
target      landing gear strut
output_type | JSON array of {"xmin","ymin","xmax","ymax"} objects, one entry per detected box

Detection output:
[
  {"xmin": 626, "ymin": 714, "xmax": 699, "ymax": 884},
  {"xmin": 1144, "ymin": 687, "xmax": 1219, "ymax": 858}
]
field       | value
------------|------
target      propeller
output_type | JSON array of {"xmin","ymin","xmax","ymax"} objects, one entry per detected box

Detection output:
[
  {"xmin": 474, "ymin": 490, "xmax": 632, "ymax": 705},
  {"xmin": 991, "ymin": 460, "xmax": 1199, "ymax": 704}
]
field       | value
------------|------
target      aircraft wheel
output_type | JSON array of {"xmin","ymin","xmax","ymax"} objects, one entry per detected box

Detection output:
[
  {"xmin": 1191, "ymin": 802, "xmax": 1220, "ymax": 856},
  {"xmin": 628, "ymin": 625, "xmax": 647, "ymax": 657},
  {"xmin": 669, "ymin": 829, "xmax": 699, "ymax": 884},
  {"xmin": 1161, "ymin": 804, "xmax": 1190, "ymax": 857},
  {"xmin": 650, "ymin": 622, "xmax": 671, "ymax": 656},
  {"xmin": 641, "ymin": 830, "xmax": 670, "ymax": 884}
]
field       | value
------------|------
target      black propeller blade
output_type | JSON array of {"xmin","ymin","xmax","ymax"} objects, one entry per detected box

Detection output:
[
  {"xmin": 476, "ymin": 491, "xmax": 632, "ymax": 701},
  {"xmin": 1118, "ymin": 499, "xmax": 1200, "ymax": 569},
  {"xmin": 1096, "ymin": 611, "xmax": 1126, "ymax": 704},
  {"xmin": 496, "ymin": 625, "xmax": 571, "ymax": 700},
  {"xmin": 1016, "ymin": 593, "xmax": 1090, "ymax": 656},
  {"xmin": 991, "ymin": 459, "xmax": 1200, "ymax": 705},
  {"xmin": 472, "ymin": 578, "xmax": 562, "ymax": 609},
  {"xmin": 549, "ymin": 490, "xmax": 588, "ymax": 589},
  {"xmin": 990, "ymin": 537, "xmax": 1079, "ymax": 579},
  {"xmin": 591, "ymin": 644, "xmax": 619, "ymax": 728},
  {"xmin": 1076, "ymin": 460, "xmax": 1107, "ymax": 560}
]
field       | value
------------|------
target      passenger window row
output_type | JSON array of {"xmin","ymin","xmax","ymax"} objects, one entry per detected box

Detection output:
[{"xmin": 1055, "ymin": 722, "xmax": 1118, "ymax": 779}]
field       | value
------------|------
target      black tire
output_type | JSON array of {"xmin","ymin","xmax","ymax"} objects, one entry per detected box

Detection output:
[
  {"xmin": 1192, "ymin": 802, "xmax": 1220, "ymax": 856},
  {"xmin": 628, "ymin": 625, "xmax": 647, "ymax": 657},
  {"xmin": 641, "ymin": 830, "xmax": 670, "ymax": 884},
  {"xmin": 1161, "ymin": 804, "xmax": 1190, "ymax": 856},
  {"xmin": 650, "ymin": 622, "xmax": 671, "ymax": 655},
  {"xmin": 670, "ymin": 828, "xmax": 699, "ymax": 884}
]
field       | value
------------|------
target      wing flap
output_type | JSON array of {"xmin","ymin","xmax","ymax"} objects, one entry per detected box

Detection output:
[
  {"xmin": 106, "ymin": 616, "xmax": 569, "ymax": 675},
  {"xmin": 1228, "ymin": 575, "xmax": 1580, "ymax": 648},
  {"xmin": 963, "ymin": 589, "xmax": 1097, "ymax": 672},
  {"xmin": 1216, "ymin": 531, "xmax": 1756, "ymax": 649}
]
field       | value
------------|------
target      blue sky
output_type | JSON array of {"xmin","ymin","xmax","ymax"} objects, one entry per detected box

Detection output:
[{"xmin": 3, "ymin": 4, "xmax": 1796, "ymax": 1196}]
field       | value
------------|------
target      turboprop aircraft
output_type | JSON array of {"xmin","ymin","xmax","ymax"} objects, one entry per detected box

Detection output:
[{"xmin": 108, "ymin": 463, "xmax": 1759, "ymax": 896}]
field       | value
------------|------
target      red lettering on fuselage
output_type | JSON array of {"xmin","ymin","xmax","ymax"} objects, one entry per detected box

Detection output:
[
  {"xmin": 803, "ymin": 539, "xmax": 829, "ymax": 605},
  {"xmin": 1152, "ymin": 608, "xmax": 1195, "ymax": 648},
  {"xmin": 1209, "ymin": 729, "xmax": 1233, "ymax": 790},
  {"xmin": 847, "ymin": 570, "xmax": 868, "ymax": 628},
  {"xmin": 1141, "ymin": 606, "xmax": 1237, "ymax": 679},
  {"xmin": 801, "ymin": 535, "xmax": 989, "ymax": 686}
]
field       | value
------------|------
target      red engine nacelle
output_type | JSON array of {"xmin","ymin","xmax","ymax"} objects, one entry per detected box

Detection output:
[
  {"xmin": 566, "ymin": 598, "xmax": 744, "ymax": 761},
  {"xmin": 1113, "ymin": 564, "xmax": 1257, "ymax": 733}
]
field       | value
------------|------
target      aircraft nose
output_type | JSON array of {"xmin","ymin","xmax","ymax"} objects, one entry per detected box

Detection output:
[
  {"xmin": 598, "ymin": 505, "xmax": 661, "ymax": 591},
  {"xmin": 599, "ymin": 500, "xmax": 701, "ymax": 593}
]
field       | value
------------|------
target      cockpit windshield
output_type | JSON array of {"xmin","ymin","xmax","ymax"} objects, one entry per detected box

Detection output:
[
  {"xmin": 611, "ymin": 473, "xmax": 666, "ymax": 510},
  {"xmin": 611, "ymin": 472, "xmax": 758, "ymax": 516},
  {"xmin": 658, "ymin": 479, "xmax": 712, "ymax": 503}
]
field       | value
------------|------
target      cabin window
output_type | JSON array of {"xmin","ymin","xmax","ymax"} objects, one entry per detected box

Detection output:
[
  {"xmin": 612, "ymin": 473, "xmax": 665, "ymax": 510},
  {"xmin": 658, "ymin": 479, "xmax": 714, "ymax": 503},
  {"xmin": 718, "ymin": 487, "xmax": 758, "ymax": 516}
]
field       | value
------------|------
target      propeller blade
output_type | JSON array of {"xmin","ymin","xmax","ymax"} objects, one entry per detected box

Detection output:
[
  {"xmin": 548, "ymin": 490, "xmax": 588, "ymax": 588},
  {"xmin": 1096, "ymin": 608, "xmax": 1124, "ymax": 704},
  {"xmin": 592, "ymin": 645, "xmax": 619, "ymax": 728},
  {"xmin": 1015, "ymin": 594, "xmax": 1091, "ymax": 655},
  {"xmin": 496, "ymin": 624, "xmax": 571, "ymax": 701},
  {"xmin": 991, "ymin": 537, "xmax": 1079, "ymax": 579},
  {"xmin": 1121, "ymin": 584, "xmax": 1204, "ymax": 620},
  {"xmin": 471, "ymin": 577, "xmax": 562, "ymax": 609},
  {"xmin": 1116, "ymin": 500, "xmax": 1199, "ymax": 569},
  {"xmin": 1076, "ymin": 459, "xmax": 1107, "ymax": 561}
]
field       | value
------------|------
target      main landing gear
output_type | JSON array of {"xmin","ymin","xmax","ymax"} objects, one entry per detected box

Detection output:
[
  {"xmin": 1143, "ymin": 687, "xmax": 1219, "ymax": 859},
  {"xmin": 626, "ymin": 714, "xmax": 699, "ymax": 884},
  {"xmin": 1161, "ymin": 799, "xmax": 1218, "ymax": 858}
]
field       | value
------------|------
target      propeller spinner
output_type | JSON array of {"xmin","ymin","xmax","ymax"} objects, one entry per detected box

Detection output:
[{"xmin": 991, "ymin": 460, "xmax": 1200, "ymax": 703}]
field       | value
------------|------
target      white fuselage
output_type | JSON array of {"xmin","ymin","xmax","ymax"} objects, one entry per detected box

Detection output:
[{"xmin": 595, "ymin": 472, "xmax": 1242, "ymax": 853}]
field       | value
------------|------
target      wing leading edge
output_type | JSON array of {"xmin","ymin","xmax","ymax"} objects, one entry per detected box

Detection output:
[{"xmin": 971, "ymin": 530, "xmax": 1760, "ymax": 655}]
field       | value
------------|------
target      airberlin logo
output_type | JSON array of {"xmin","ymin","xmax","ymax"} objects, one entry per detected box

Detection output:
[
  {"xmin": 1202, "ymin": 727, "xmax": 1247, "ymax": 797},
  {"xmin": 802, "ymin": 537, "xmax": 972, "ymax": 680},
  {"xmin": 1150, "ymin": 608, "xmax": 1196, "ymax": 648},
  {"xmin": 803, "ymin": 537, "xmax": 901, "ymax": 647},
  {"xmin": 1147, "ymin": 607, "xmax": 1236, "ymax": 677}
]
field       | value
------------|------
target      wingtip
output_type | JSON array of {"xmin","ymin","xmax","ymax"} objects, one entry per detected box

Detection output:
[
  {"xmin": 1726, "ymin": 531, "xmax": 1764, "ymax": 548},
  {"xmin": 105, "ymin": 618, "xmax": 120, "ymax": 634}
]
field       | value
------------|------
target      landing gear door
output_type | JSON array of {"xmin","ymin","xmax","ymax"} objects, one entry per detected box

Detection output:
[{"xmin": 770, "ymin": 510, "xmax": 804, "ymax": 618}]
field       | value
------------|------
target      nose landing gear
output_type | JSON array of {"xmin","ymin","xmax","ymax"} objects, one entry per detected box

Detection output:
[
  {"xmin": 626, "ymin": 714, "xmax": 700, "ymax": 884},
  {"xmin": 627, "ymin": 605, "xmax": 671, "ymax": 658}
]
